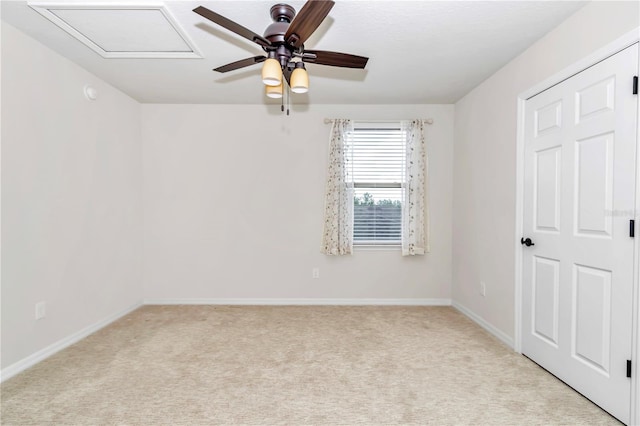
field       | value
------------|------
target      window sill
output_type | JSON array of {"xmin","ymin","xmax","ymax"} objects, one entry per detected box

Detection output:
[{"xmin": 354, "ymin": 244, "xmax": 401, "ymax": 251}]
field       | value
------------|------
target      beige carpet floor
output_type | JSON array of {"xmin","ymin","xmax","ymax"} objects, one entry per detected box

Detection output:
[{"xmin": 1, "ymin": 306, "xmax": 618, "ymax": 425}]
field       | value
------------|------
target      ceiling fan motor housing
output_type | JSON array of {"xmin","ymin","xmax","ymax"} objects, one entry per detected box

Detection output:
[
  {"xmin": 263, "ymin": 21, "xmax": 290, "ymax": 44},
  {"xmin": 264, "ymin": 4, "xmax": 296, "ymax": 44},
  {"xmin": 264, "ymin": 4, "xmax": 298, "ymax": 66}
]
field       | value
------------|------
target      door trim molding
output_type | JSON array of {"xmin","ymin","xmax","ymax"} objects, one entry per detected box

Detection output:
[
  {"xmin": 514, "ymin": 27, "xmax": 640, "ymax": 425},
  {"xmin": 633, "ymin": 37, "xmax": 640, "ymax": 426}
]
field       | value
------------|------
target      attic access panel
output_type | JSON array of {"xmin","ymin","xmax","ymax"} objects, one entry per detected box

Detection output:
[{"xmin": 28, "ymin": 3, "xmax": 202, "ymax": 59}]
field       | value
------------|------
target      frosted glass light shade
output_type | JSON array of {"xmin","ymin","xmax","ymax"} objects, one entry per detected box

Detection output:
[
  {"xmin": 266, "ymin": 81, "xmax": 283, "ymax": 98},
  {"xmin": 290, "ymin": 67, "xmax": 309, "ymax": 93},
  {"xmin": 261, "ymin": 58, "xmax": 282, "ymax": 86}
]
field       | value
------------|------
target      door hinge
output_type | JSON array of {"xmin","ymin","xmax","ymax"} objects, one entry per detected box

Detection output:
[
  {"xmin": 634, "ymin": 76, "xmax": 638, "ymax": 95},
  {"xmin": 627, "ymin": 360, "xmax": 632, "ymax": 378},
  {"xmin": 630, "ymin": 220, "xmax": 635, "ymax": 238}
]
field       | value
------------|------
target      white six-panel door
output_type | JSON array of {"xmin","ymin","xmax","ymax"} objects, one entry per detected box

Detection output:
[{"xmin": 522, "ymin": 44, "xmax": 638, "ymax": 424}]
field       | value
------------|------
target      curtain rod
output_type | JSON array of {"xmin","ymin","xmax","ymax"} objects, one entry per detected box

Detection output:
[{"xmin": 324, "ymin": 118, "xmax": 434, "ymax": 125}]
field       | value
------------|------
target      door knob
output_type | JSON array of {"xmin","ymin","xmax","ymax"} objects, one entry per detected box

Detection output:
[{"xmin": 521, "ymin": 237, "xmax": 535, "ymax": 247}]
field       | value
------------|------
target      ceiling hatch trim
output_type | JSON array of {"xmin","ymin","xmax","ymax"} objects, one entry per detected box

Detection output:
[{"xmin": 27, "ymin": 2, "xmax": 202, "ymax": 59}]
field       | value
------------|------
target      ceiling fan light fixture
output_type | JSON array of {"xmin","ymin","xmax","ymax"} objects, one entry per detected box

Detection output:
[
  {"xmin": 193, "ymin": 1, "xmax": 370, "ymax": 112},
  {"xmin": 266, "ymin": 81, "xmax": 283, "ymax": 98},
  {"xmin": 290, "ymin": 62, "xmax": 309, "ymax": 94},
  {"xmin": 261, "ymin": 57, "xmax": 282, "ymax": 86}
]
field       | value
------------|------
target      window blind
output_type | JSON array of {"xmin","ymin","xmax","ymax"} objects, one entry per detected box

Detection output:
[{"xmin": 345, "ymin": 122, "xmax": 406, "ymax": 245}]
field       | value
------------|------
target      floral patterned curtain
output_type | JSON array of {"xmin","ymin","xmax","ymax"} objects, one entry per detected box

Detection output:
[
  {"xmin": 402, "ymin": 120, "xmax": 429, "ymax": 255},
  {"xmin": 321, "ymin": 119, "xmax": 353, "ymax": 255}
]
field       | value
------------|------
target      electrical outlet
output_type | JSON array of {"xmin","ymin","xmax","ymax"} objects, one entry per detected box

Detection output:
[
  {"xmin": 480, "ymin": 282, "xmax": 486, "ymax": 297},
  {"xmin": 35, "ymin": 302, "xmax": 46, "ymax": 320},
  {"xmin": 312, "ymin": 268, "xmax": 320, "ymax": 279}
]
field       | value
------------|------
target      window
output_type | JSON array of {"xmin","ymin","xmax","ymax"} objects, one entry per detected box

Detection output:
[
  {"xmin": 321, "ymin": 118, "xmax": 427, "ymax": 256},
  {"xmin": 345, "ymin": 122, "xmax": 406, "ymax": 246}
]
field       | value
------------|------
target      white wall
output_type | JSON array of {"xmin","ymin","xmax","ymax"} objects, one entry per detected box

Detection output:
[
  {"xmin": 452, "ymin": 2, "xmax": 640, "ymax": 339},
  {"xmin": 1, "ymin": 23, "xmax": 143, "ymax": 369},
  {"xmin": 142, "ymin": 104, "xmax": 453, "ymax": 302}
]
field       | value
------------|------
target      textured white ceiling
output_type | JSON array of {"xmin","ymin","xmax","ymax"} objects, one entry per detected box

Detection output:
[{"xmin": 1, "ymin": 0, "xmax": 587, "ymax": 104}]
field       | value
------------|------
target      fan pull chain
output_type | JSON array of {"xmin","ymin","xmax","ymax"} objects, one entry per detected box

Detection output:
[
  {"xmin": 286, "ymin": 84, "xmax": 290, "ymax": 116},
  {"xmin": 281, "ymin": 90, "xmax": 284, "ymax": 112}
]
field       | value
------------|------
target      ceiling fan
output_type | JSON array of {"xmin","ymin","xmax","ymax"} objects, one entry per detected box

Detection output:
[{"xmin": 193, "ymin": 1, "xmax": 369, "ymax": 101}]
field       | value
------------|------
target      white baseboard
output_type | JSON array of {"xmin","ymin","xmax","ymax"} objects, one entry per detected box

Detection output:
[
  {"xmin": 452, "ymin": 301, "xmax": 514, "ymax": 349},
  {"xmin": 0, "ymin": 302, "xmax": 142, "ymax": 383},
  {"xmin": 143, "ymin": 298, "xmax": 452, "ymax": 306}
]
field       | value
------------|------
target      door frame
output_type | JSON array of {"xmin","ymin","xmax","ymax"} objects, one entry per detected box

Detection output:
[{"xmin": 514, "ymin": 28, "xmax": 640, "ymax": 425}]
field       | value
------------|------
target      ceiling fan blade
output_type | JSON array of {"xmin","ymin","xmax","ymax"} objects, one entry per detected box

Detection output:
[
  {"xmin": 284, "ymin": 0, "xmax": 334, "ymax": 48},
  {"xmin": 193, "ymin": 6, "xmax": 272, "ymax": 48},
  {"xmin": 214, "ymin": 56, "xmax": 267, "ymax": 73},
  {"xmin": 304, "ymin": 50, "xmax": 369, "ymax": 69}
]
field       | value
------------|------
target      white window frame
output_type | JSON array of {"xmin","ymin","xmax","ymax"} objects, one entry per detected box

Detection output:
[{"xmin": 346, "ymin": 121, "xmax": 406, "ymax": 248}]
